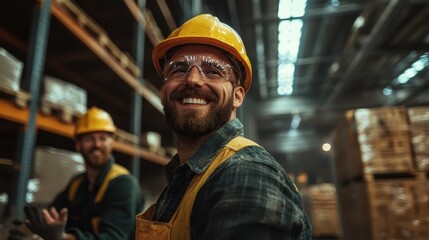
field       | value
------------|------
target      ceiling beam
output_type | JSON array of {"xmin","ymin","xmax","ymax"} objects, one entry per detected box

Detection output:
[
  {"xmin": 251, "ymin": 0, "xmax": 268, "ymax": 99},
  {"xmin": 257, "ymin": 88, "xmax": 394, "ymax": 118},
  {"xmin": 248, "ymin": 3, "xmax": 364, "ymax": 24},
  {"xmin": 321, "ymin": 0, "xmax": 408, "ymax": 109}
]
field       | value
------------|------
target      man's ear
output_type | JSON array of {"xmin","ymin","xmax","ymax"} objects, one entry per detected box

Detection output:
[{"xmin": 233, "ymin": 86, "xmax": 245, "ymax": 108}]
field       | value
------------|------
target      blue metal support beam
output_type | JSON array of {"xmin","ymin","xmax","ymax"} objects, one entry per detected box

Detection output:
[{"xmin": 14, "ymin": 0, "xmax": 52, "ymax": 219}]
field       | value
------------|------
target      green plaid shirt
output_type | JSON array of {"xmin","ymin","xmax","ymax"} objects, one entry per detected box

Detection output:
[{"xmin": 154, "ymin": 118, "xmax": 312, "ymax": 239}]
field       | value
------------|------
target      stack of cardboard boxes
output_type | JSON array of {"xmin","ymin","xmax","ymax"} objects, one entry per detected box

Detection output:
[{"xmin": 334, "ymin": 107, "xmax": 429, "ymax": 240}]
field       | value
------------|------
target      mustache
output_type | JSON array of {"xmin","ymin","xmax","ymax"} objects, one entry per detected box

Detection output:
[
  {"xmin": 89, "ymin": 146, "xmax": 102, "ymax": 153},
  {"xmin": 170, "ymin": 87, "xmax": 218, "ymax": 102}
]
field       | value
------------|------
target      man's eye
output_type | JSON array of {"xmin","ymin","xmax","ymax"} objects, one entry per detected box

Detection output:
[
  {"xmin": 204, "ymin": 68, "xmax": 223, "ymax": 78},
  {"xmin": 169, "ymin": 66, "xmax": 188, "ymax": 75}
]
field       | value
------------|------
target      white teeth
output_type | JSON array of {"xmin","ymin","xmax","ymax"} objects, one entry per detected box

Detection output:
[{"xmin": 182, "ymin": 98, "xmax": 207, "ymax": 105}]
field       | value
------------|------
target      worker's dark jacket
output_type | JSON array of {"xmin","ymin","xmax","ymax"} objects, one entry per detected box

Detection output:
[{"xmin": 51, "ymin": 158, "xmax": 144, "ymax": 240}]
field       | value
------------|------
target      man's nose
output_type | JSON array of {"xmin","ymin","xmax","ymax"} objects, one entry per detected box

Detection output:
[
  {"xmin": 185, "ymin": 66, "xmax": 204, "ymax": 85},
  {"xmin": 93, "ymin": 137, "xmax": 103, "ymax": 147}
]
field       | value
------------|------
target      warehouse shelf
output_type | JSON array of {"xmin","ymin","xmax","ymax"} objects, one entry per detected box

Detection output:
[
  {"xmin": 0, "ymin": 98, "xmax": 169, "ymax": 165},
  {"xmin": 0, "ymin": 0, "xmax": 173, "ymax": 220}
]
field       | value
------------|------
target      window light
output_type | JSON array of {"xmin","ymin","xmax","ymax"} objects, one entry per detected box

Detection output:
[{"xmin": 277, "ymin": 0, "xmax": 307, "ymax": 96}]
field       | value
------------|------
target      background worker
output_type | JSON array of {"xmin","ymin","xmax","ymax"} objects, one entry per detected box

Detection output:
[
  {"xmin": 24, "ymin": 107, "xmax": 144, "ymax": 240},
  {"xmin": 135, "ymin": 14, "xmax": 312, "ymax": 240}
]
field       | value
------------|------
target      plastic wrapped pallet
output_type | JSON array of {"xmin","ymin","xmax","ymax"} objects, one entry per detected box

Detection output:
[
  {"xmin": 42, "ymin": 75, "xmax": 87, "ymax": 116},
  {"xmin": 0, "ymin": 47, "xmax": 24, "ymax": 92},
  {"xmin": 30, "ymin": 147, "xmax": 84, "ymax": 205}
]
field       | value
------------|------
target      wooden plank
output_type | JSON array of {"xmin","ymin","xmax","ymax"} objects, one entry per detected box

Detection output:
[
  {"xmin": 112, "ymin": 141, "xmax": 169, "ymax": 165},
  {"xmin": 0, "ymin": 98, "xmax": 29, "ymax": 124},
  {"xmin": 123, "ymin": 0, "xmax": 164, "ymax": 45},
  {"xmin": 0, "ymin": 99, "xmax": 168, "ymax": 164}
]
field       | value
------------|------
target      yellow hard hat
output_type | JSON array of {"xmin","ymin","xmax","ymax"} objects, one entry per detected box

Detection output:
[
  {"xmin": 152, "ymin": 14, "xmax": 252, "ymax": 93},
  {"xmin": 75, "ymin": 107, "xmax": 116, "ymax": 136}
]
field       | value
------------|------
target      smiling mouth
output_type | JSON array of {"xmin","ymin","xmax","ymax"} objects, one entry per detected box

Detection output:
[
  {"xmin": 181, "ymin": 97, "xmax": 208, "ymax": 105},
  {"xmin": 90, "ymin": 150, "xmax": 102, "ymax": 156}
]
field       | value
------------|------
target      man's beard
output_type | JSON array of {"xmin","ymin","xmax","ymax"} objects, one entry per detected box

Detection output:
[
  {"xmin": 81, "ymin": 147, "xmax": 110, "ymax": 169},
  {"xmin": 163, "ymin": 87, "xmax": 234, "ymax": 138}
]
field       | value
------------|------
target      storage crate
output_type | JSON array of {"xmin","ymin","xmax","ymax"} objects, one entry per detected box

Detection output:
[
  {"xmin": 338, "ymin": 173, "xmax": 429, "ymax": 240},
  {"xmin": 334, "ymin": 107, "xmax": 414, "ymax": 183},
  {"xmin": 41, "ymin": 75, "xmax": 87, "ymax": 122}
]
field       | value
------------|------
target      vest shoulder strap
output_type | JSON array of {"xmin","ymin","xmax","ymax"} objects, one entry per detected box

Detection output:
[
  {"xmin": 68, "ymin": 174, "xmax": 85, "ymax": 202},
  {"xmin": 67, "ymin": 163, "xmax": 130, "ymax": 234},
  {"xmin": 94, "ymin": 163, "xmax": 130, "ymax": 203},
  {"xmin": 170, "ymin": 136, "xmax": 259, "ymax": 240},
  {"xmin": 67, "ymin": 163, "xmax": 130, "ymax": 203}
]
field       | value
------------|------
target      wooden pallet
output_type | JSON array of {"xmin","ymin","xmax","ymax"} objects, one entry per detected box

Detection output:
[
  {"xmin": 0, "ymin": 84, "xmax": 30, "ymax": 108},
  {"xmin": 353, "ymin": 107, "xmax": 409, "ymax": 133},
  {"xmin": 39, "ymin": 100, "xmax": 81, "ymax": 123},
  {"xmin": 334, "ymin": 114, "xmax": 415, "ymax": 183},
  {"xmin": 338, "ymin": 171, "xmax": 429, "ymax": 240}
]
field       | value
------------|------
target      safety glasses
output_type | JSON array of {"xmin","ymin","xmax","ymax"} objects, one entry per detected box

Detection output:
[{"xmin": 163, "ymin": 55, "xmax": 235, "ymax": 83}]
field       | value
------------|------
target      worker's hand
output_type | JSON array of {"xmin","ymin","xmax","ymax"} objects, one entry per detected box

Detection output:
[{"xmin": 24, "ymin": 204, "xmax": 68, "ymax": 240}]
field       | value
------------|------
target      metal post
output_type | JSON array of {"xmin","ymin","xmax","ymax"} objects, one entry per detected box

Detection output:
[
  {"xmin": 129, "ymin": 0, "xmax": 146, "ymax": 179},
  {"xmin": 13, "ymin": 0, "xmax": 52, "ymax": 219}
]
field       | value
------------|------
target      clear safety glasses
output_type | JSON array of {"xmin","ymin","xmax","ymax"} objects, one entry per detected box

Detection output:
[{"xmin": 163, "ymin": 55, "xmax": 235, "ymax": 83}]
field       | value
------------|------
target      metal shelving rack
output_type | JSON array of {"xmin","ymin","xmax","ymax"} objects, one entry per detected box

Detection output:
[{"xmin": 1, "ymin": 0, "xmax": 170, "ymax": 219}]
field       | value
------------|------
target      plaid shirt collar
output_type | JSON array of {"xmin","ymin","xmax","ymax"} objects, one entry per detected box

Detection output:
[{"xmin": 165, "ymin": 118, "xmax": 244, "ymax": 176}]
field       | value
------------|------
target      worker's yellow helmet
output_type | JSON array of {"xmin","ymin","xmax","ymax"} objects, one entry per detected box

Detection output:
[
  {"xmin": 75, "ymin": 107, "xmax": 116, "ymax": 136},
  {"xmin": 152, "ymin": 14, "xmax": 252, "ymax": 93}
]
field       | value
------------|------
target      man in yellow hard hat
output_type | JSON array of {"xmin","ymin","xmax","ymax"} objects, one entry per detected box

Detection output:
[
  {"xmin": 24, "ymin": 107, "xmax": 144, "ymax": 240},
  {"xmin": 136, "ymin": 14, "xmax": 311, "ymax": 240}
]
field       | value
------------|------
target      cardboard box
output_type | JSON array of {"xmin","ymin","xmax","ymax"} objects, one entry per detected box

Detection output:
[
  {"xmin": 30, "ymin": 147, "xmax": 84, "ymax": 204},
  {"xmin": 0, "ymin": 48, "xmax": 23, "ymax": 92}
]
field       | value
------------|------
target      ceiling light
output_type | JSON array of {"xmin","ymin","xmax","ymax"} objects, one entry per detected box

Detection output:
[
  {"xmin": 322, "ymin": 143, "xmax": 331, "ymax": 152},
  {"xmin": 383, "ymin": 87, "xmax": 393, "ymax": 96},
  {"xmin": 394, "ymin": 52, "xmax": 429, "ymax": 85},
  {"xmin": 352, "ymin": 15, "xmax": 365, "ymax": 30},
  {"xmin": 330, "ymin": 0, "xmax": 340, "ymax": 7},
  {"xmin": 278, "ymin": 85, "xmax": 293, "ymax": 95},
  {"xmin": 290, "ymin": 113, "xmax": 301, "ymax": 129},
  {"xmin": 277, "ymin": 0, "xmax": 307, "ymax": 96}
]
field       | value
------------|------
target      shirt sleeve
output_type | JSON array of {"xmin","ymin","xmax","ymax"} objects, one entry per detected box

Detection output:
[
  {"xmin": 67, "ymin": 175, "xmax": 143, "ymax": 240},
  {"xmin": 191, "ymin": 148, "xmax": 311, "ymax": 240}
]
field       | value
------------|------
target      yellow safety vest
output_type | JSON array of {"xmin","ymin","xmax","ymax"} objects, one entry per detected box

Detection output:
[
  {"xmin": 68, "ymin": 163, "xmax": 130, "ymax": 233},
  {"xmin": 135, "ymin": 136, "xmax": 259, "ymax": 240}
]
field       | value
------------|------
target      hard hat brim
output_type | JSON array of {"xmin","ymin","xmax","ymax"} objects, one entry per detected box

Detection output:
[{"xmin": 75, "ymin": 128, "xmax": 116, "ymax": 137}]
